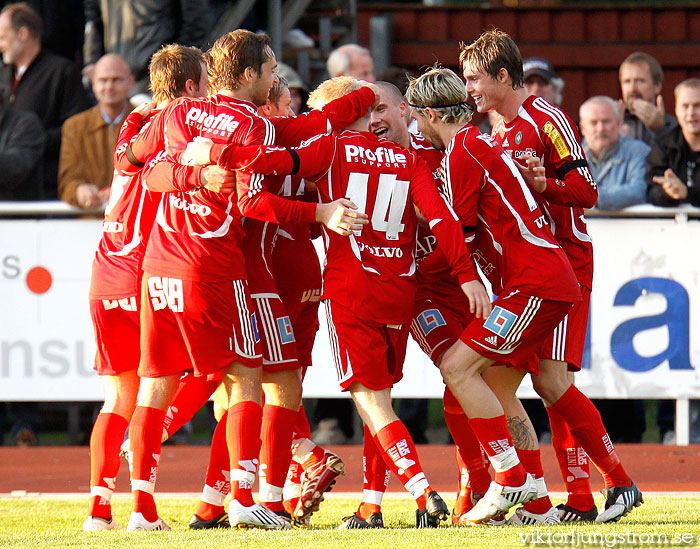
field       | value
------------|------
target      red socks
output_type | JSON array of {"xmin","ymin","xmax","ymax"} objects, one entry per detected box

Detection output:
[
  {"xmin": 88, "ymin": 412, "xmax": 129, "ymax": 519},
  {"xmin": 358, "ymin": 424, "xmax": 390, "ymax": 519},
  {"xmin": 552, "ymin": 386, "xmax": 631, "ymax": 488},
  {"xmin": 517, "ymin": 449, "xmax": 552, "ymax": 514},
  {"xmin": 196, "ymin": 410, "xmax": 230, "ymax": 520},
  {"xmin": 227, "ymin": 401, "xmax": 262, "ymax": 507},
  {"xmin": 469, "ymin": 415, "xmax": 526, "ymax": 487},
  {"xmin": 164, "ymin": 374, "xmax": 220, "ymax": 439},
  {"xmin": 547, "ymin": 405, "xmax": 595, "ymax": 510},
  {"xmin": 443, "ymin": 389, "xmax": 492, "ymax": 494},
  {"xmin": 129, "ymin": 406, "xmax": 166, "ymax": 522},
  {"xmin": 259, "ymin": 404, "xmax": 297, "ymax": 512},
  {"xmin": 293, "ymin": 405, "xmax": 312, "ymax": 439},
  {"xmin": 374, "ymin": 421, "xmax": 431, "ymax": 509}
]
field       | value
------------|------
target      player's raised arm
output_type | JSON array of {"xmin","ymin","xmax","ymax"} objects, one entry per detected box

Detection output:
[{"xmin": 271, "ymin": 84, "xmax": 378, "ymax": 147}]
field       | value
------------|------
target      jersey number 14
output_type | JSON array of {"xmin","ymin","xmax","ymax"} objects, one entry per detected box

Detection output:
[{"xmin": 345, "ymin": 172, "xmax": 409, "ymax": 240}]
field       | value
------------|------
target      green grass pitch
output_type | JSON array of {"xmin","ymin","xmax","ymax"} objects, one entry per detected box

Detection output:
[{"xmin": 1, "ymin": 494, "xmax": 699, "ymax": 548}]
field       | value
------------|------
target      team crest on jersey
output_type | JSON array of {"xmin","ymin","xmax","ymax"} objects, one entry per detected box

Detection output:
[
  {"xmin": 276, "ymin": 316, "xmax": 295, "ymax": 344},
  {"xmin": 483, "ymin": 306, "xmax": 518, "ymax": 338},
  {"xmin": 542, "ymin": 121, "xmax": 570, "ymax": 159},
  {"xmin": 417, "ymin": 308, "xmax": 446, "ymax": 335},
  {"xmin": 515, "ymin": 131, "xmax": 522, "ymax": 145}
]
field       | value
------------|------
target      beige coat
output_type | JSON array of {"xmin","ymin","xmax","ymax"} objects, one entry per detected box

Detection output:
[{"xmin": 58, "ymin": 104, "xmax": 129, "ymax": 206}]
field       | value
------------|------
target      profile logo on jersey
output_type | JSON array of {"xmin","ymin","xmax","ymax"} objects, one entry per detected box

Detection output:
[
  {"xmin": 483, "ymin": 306, "xmax": 519, "ymax": 337},
  {"xmin": 344, "ymin": 144, "xmax": 406, "ymax": 167},
  {"xmin": 515, "ymin": 131, "xmax": 522, "ymax": 145},
  {"xmin": 417, "ymin": 308, "xmax": 446, "ymax": 335},
  {"xmin": 276, "ymin": 316, "xmax": 295, "ymax": 344},
  {"xmin": 185, "ymin": 107, "xmax": 240, "ymax": 136},
  {"xmin": 542, "ymin": 121, "xmax": 570, "ymax": 159}
]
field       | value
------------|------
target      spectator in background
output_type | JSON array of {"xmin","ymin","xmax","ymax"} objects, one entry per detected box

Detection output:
[
  {"xmin": 0, "ymin": 86, "xmax": 45, "ymax": 200},
  {"xmin": 0, "ymin": 2, "xmax": 91, "ymax": 199},
  {"xmin": 58, "ymin": 53, "xmax": 133, "ymax": 209},
  {"xmin": 618, "ymin": 52, "xmax": 677, "ymax": 146},
  {"xmin": 83, "ymin": 0, "xmax": 209, "ymax": 99},
  {"xmin": 523, "ymin": 57, "xmax": 564, "ymax": 106},
  {"xmin": 646, "ymin": 78, "xmax": 700, "ymax": 208},
  {"xmin": 277, "ymin": 63, "xmax": 308, "ymax": 115},
  {"xmin": 580, "ymin": 96, "xmax": 650, "ymax": 210},
  {"xmin": 326, "ymin": 44, "xmax": 375, "ymax": 82}
]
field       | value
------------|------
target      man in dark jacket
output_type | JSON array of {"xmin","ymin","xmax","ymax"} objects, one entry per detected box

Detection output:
[
  {"xmin": 83, "ymin": 0, "xmax": 209, "ymax": 97},
  {"xmin": 0, "ymin": 2, "xmax": 92, "ymax": 199},
  {"xmin": 646, "ymin": 78, "xmax": 700, "ymax": 207},
  {"xmin": 0, "ymin": 88, "xmax": 45, "ymax": 200}
]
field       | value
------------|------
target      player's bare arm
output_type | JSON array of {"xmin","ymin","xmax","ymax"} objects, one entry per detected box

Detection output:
[{"xmin": 460, "ymin": 279, "xmax": 492, "ymax": 319}]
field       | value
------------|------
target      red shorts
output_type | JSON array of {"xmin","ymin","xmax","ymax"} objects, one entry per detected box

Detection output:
[
  {"xmin": 460, "ymin": 290, "xmax": 574, "ymax": 374},
  {"xmin": 90, "ymin": 296, "xmax": 140, "ymax": 375},
  {"xmin": 538, "ymin": 286, "xmax": 590, "ymax": 371},
  {"xmin": 286, "ymin": 297, "xmax": 320, "ymax": 369},
  {"xmin": 411, "ymin": 297, "xmax": 473, "ymax": 364},
  {"xmin": 252, "ymin": 294, "xmax": 300, "ymax": 372},
  {"xmin": 140, "ymin": 274, "xmax": 262, "ymax": 378},
  {"xmin": 324, "ymin": 300, "xmax": 409, "ymax": 391},
  {"xmin": 273, "ymin": 235, "xmax": 322, "ymax": 369}
]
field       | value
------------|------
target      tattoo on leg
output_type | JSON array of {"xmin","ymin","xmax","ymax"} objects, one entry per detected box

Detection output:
[{"xmin": 507, "ymin": 415, "xmax": 538, "ymax": 450}]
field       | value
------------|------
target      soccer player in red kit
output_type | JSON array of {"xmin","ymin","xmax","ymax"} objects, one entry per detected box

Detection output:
[
  {"xmin": 362, "ymin": 81, "xmax": 497, "ymax": 528},
  {"xmin": 461, "ymin": 30, "xmax": 642, "ymax": 524},
  {"xmin": 188, "ymin": 76, "xmax": 479, "ymax": 528},
  {"xmin": 172, "ymin": 77, "xmax": 378, "ymax": 525},
  {"xmin": 128, "ymin": 32, "xmax": 368, "ymax": 531},
  {"xmin": 406, "ymin": 67, "xmax": 583, "ymax": 523},
  {"xmin": 82, "ymin": 45, "xmax": 214, "ymax": 532}
]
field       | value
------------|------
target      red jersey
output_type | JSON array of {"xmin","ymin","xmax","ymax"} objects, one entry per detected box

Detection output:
[
  {"xmin": 243, "ymin": 87, "xmax": 376, "ymax": 294},
  {"xmin": 140, "ymin": 94, "xmax": 315, "ymax": 282},
  {"xmin": 491, "ymin": 95, "xmax": 597, "ymax": 289},
  {"xmin": 210, "ymin": 131, "xmax": 474, "ymax": 325},
  {"xmin": 408, "ymin": 132, "xmax": 462, "ymax": 305},
  {"xmin": 440, "ymin": 125, "xmax": 580, "ymax": 302},
  {"xmin": 89, "ymin": 110, "xmax": 161, "ymax": 299}
]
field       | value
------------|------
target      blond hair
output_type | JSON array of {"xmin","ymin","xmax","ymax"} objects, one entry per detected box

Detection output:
[
  {"xmin": 149, "ymin": 44, "xmax": 204, "ymax": 104},
  {"xmin": 308, "ymin": 76, "xmax": 362, "ymax": 109},
  {"xmin": 406, "ymin": 67, "xmax": 473, "ymax": 125}
]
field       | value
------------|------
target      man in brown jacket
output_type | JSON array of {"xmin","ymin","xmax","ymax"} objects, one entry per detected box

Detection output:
[{"xmin": 59, "ymin": 53, "xmax": 134, "ymax": 208}]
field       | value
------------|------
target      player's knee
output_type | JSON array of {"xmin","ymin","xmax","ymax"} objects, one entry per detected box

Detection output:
[{"xmin": 532, "ymin": 373, "xmax": 568, "ymax": 404}]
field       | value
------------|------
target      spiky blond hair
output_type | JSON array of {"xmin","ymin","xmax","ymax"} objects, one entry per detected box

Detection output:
[{"xmin": 308, "ymin": 76, "xmax": 362, "ymax": 109}]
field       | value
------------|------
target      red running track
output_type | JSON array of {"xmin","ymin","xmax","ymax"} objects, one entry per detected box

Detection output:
[{"xmin": 1, "ymin": 444, "xmax": 698, "ymax": 495}]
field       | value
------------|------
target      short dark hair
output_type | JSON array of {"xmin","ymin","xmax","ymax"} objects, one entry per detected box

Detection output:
[
  {"xmin": 620, "ymin": 52, "xmax": 664, "ymax": 86},
  {"xmin": 149, "ymin": 44, "xmax": 204, "ymax": 104},
  {"xmin": 375, "ymin": 81, "xmax": 405, "ymax": 106},
  {"xmin": 207, "ymin": 29, "xmax": 273, "ymax": 92},
  {"xmin": 459, "ymin": 29, "xmax": 523, "ymax": 89},
  {"xmin": 1, "ymin": 2, "xmax": 42, "ymax": 40}
]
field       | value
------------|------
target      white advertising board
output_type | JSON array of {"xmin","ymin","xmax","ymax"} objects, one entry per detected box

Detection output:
[{"xmin": 1, "ymin": 217, "xmax": 699, "ymax": 401}]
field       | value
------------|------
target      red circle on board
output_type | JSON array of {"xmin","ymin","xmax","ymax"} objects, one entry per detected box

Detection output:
[{"xmin": 25, "ymin": 266, "xmax": 52, "ymax": 294}]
